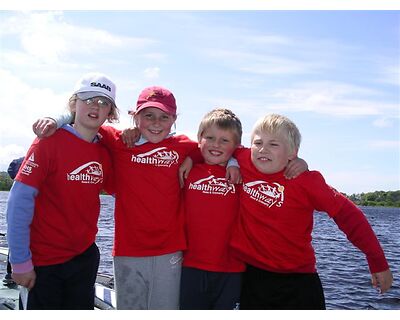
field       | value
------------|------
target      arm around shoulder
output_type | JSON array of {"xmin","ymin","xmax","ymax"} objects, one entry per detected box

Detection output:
[{"xmin": 33, "ymin": 112, "xmax": 73, "ymax": 138}]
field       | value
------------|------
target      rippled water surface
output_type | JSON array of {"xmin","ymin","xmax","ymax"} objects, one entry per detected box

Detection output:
[{"xmin": 1, "ymin": 192, "xmax": 399, "ymax": 310}]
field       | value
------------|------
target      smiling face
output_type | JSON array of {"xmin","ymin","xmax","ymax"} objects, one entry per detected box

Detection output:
[
  {"xmin": 134, "ymin": 107, "xmax": 177, "ymax": 144},
  {"xmin": 250, "ymin": 130, "xmax": 297, "ymax": 174},
  {"xmin": 199, "ymin": 124, "xmax": 238, "ymax": 166}
]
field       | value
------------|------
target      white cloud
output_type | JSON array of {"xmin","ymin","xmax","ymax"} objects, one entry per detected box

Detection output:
[
  {"xmin": 0, "ymin": 69, "xmax": 68, "ymax": 169},
  {"xmin": 142, "ymin": 53, "xmax": 167, "ymax": 61},
  {"xmin": 324, "ymin": 170, "xmax": 400, "ymax": 194},
  {"xmin": 246, "ymin": 35, "xmax": 291, "ymax": 45},
  {"xmin": 1, "ymin": 1, "xmax": 399, "ymax": 11},
  {"xmin": 0, "ymin": 144, "xmax": 26, "ymax": 171},
  {"xmin": 0, "ymin": 12, "xmax": 157, "ymax": 67},
  {"xmin": 368, "ymin": 140, "xmax": 400, "ymax": 149},
  {"xmin": 143, "ymin": 67, "xmax": 160, "ymax": 79},
  {"xmin": 379, "ymin": 64, "xmax": 400, "ymax": 87},
  {"xmin": 265, "ymin": 81, "xmax": 398, "ymax": 117},
  {"xmin": 209, "ymin": 80, "xmax": 398, "ymax": 118},
  {"xmin": 200, "ymin": 26, "xmax": 361, "ymax": 77},
  {"xmin": 373, "ymin": 117, "xmax": 396, "ymax": 128},
  {"xmin": 205, "ymin": 49, "xmax": 318, "ymax": 75}
]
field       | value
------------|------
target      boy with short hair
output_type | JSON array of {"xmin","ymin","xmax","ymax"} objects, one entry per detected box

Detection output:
[
  {"xmin": 230, "ymin": 113, "xmax": 393, "ymax": 309},
  {"xmin": 180, "ymin": 108, "xmax": 245, "ymax": 309}
]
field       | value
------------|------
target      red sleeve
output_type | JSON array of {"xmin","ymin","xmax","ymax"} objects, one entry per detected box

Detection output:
[
  {"xmin": 188, "ymin": 148, "xmax": 202, "ymax": 164},
  {"xmin": 333, "ymin": 200, "xmax": 389, "ymax": 273},
  {"xmin": 103, "ymin": 174, "xmax": 115, "ymax": 195},
  {"xmin": 15, "ymin": 138, "xmax": 53, "ymax": 189},
  {"xmin": 102, "ymin": 149, "xmax": 115, "ymax": 195},
  {"xmin": 98, "ymin": 125, "xmax": 121, "ymax": 150},
  {"xmin": 233, "ymin": 145, "xmax": 246, "ymax": 157}
]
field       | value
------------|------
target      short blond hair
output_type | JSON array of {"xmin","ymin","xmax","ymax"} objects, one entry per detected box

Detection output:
[
  {"xmin": 252, "ymin": 114, "xmax": 301, "ymax": 153},
  {"xmin": 68, "ymin": 94, "xmax": 120, "ymax": 123},
  {"xmin": 197, "ymin": 108, "xmax": 242, "ymax": 145}
]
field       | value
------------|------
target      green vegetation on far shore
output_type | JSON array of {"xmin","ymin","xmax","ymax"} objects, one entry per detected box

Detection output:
[
  {"xmin": 0, "ymin": 172, "xmax": 13, "ymax": 191},
  {"xmin": 346, "ymin": 190, "xmax": 400, "ymax": 208},
  {"xmin": 0, "ymin": 171, "xmax": 399, "ymax": 207}
]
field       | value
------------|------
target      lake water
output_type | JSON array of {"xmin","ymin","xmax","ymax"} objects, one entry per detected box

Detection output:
[{"xmin": 0, "ymin": 191, "xmax": 399, "ymax": 310}]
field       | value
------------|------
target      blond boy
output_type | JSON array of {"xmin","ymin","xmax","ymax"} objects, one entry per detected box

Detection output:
[{"xmin": 230, "ymin": 114, "xmax": 393, "ymax": 309}]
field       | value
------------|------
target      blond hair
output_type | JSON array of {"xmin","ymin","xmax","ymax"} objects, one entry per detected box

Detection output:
[
  {"xmin": 68, "ymin": 94, "xmax": 120, "ymax": 123},
  {"xmin": 252, "ymin": 114, "xmax": 301, "ymax": 153},
  {"xmin": 197, "ymin": 108, "xmax": 242, "ymax": 145}
]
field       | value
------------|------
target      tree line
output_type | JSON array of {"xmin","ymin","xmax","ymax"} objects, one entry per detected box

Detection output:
[
  {"xmin": 0, "ymin": 172, "xmax": 13, "ymax": 191},
  {"xmin": 346, "ymin": 190, "xmax": 400, "ymax": 208},
  {"xmin": 0, "ymin": 171, "xmax": 399, "ymax": 207}
]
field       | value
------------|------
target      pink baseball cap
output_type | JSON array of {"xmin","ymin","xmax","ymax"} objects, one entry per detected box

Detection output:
[{"xmin": 135, "ymin": 86, "xmax": 177, "ymax": 115}]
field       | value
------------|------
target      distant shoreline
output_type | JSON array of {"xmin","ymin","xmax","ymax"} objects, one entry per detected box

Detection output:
[{"xmin": 0, "ymin": 177, "xmax": 399, "ymax": 207}]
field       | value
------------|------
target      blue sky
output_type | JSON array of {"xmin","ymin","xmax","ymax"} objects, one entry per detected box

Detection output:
[{"xmin": 0, "ymin": 9, "xmax": 399, "ymax": 194}]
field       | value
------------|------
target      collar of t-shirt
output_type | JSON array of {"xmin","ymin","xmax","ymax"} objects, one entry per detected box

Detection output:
[{"xmin": 61, "ymin": 124, "xmax": 100, "ymax": 143}]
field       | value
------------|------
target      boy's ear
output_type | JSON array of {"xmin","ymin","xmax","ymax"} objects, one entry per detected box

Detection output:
[
  {"xmin": 288, "ymin": 148, "xmax": 298, "ymax": 161},
  {"xmin": 70, "ymin": 102, "xmax": 77, "ymax": 113}
]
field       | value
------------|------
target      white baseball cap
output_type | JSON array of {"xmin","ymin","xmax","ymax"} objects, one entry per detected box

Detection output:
[{"xmin": 73, "ymin": 72, "xmax": 116, "ymax": 105}]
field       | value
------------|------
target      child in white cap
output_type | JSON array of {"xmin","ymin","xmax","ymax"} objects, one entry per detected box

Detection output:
[{"xmin": 6, "ymin": 72, "xmax": 118, "ymax": 309}]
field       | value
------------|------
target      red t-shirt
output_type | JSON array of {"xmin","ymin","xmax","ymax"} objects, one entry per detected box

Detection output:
[
  {"xmin": 15, "ymin": 129, "xmax": 113, "ymax": 266},
  {"xmin": 183, "ymin": 163, "xmax": 245, "ymax": 272},
  {"xmin": 231, "ymin": 148, "xmax": 388, "ymax": 273},
  {"xmin": 99, "ymin": 126, "xmax": 198, "ymax": 256}
]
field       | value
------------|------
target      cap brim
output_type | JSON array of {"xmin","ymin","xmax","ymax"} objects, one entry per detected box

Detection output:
[
  {"xmin": 136, "ymin": 101, "xmax": 176, "ymax": 115},
  {"xmin": 76, "ymin": 91, "xmax": 116, "ymax": 106}
]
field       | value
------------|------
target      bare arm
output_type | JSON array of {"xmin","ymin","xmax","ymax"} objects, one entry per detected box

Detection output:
[
  {"xmin": 120, "ymin": 127, "xmax": 141, "ymax": 148},
  {"xmin": 284, "ymin": 157, "xmax": 308, "ymax": 179},
  {"xmin": 33, "ymin": 118, "xmax": 57, "ymax": 138},
  {"xmin": 225, "ymin": 166, "xmax": 242, "ymax": 184},
  {"xmin": 179, "ymin": 157, "xmax": 193, "ymax": 188},
  {"xmin": 12, "ymin": 270, "xmax": 36, "ymax": 290},
  {"xmin": 371, "ymin": 269, "xmax": 393, "ymax": 294},
  {"xmin": 32, "ymin": 112, "xmax": 73, "ymax": 138}
]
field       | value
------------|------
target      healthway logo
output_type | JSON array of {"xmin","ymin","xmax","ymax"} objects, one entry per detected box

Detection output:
[
  {"xmin": 131, "ymin": 147, "xmax": 179, "ymax": 167},
  {"xmin": 188, "ymin": 175, "xmax": 235, "ymax": 196},
  {"xmin": 21, "ymin": 152, "xmax": 39, "ymax": 176},
  {"xmin": 243, "ymin": 180, "xmax": 285, "ymax": 208},
  {"xmin": 67, "ymin": 162, "xmax": 103, "ymax": 184}
]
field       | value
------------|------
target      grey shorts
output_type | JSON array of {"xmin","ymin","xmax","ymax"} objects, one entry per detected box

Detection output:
[{"xmin": 113, "ymin": 251, "xmax": 182, "ymax": 310}]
